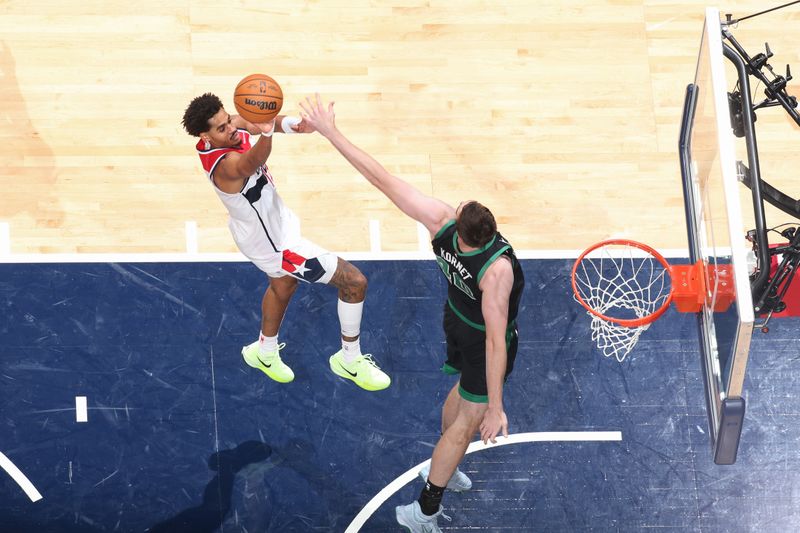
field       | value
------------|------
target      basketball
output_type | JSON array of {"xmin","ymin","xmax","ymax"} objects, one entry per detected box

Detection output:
[{"xmin": 233, "ymin": 74, "xmax": 283, "ymax": 124}]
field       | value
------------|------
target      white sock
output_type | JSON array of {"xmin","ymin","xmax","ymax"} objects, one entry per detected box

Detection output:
[
  {"xmin": 259, "ymin": 332, "xmax": 278, "ymax": 356},
  {"xmin": 338, "ymin": 299, "xmax": 363, "ymax": 362},
  {"xmin": 342, "ymin": 338, "xmax": 361, "ymax": 363}
]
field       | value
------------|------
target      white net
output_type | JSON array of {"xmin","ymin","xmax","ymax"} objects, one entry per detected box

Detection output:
[
  {"xmin": 587, "ymin": 316, "xmax": 647, "ymax": 363},
  {"xmin": 573, "ymin": 243, "xmax": 672, "ymax": 362}
]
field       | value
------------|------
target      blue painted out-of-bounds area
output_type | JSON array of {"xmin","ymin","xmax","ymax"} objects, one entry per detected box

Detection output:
[{"xmin": 1, "ymin": 260, "xmax": 799, "ymax": 532}]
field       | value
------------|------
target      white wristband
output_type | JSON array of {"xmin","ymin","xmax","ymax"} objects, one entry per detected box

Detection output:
[
  {"xmin": 281, "ymin": 116, "xmax": 301, "ymax": 134},
  {"xmin": 261, "ymin": 129, "xmax": 273, "ymax": 138}
]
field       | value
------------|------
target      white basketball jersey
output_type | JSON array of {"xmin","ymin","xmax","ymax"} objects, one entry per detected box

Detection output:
[{"xmin": 196, "ymin": 130, "xmax": 301, "ymax": 252}]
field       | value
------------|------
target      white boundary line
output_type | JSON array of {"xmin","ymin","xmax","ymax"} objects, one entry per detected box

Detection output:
[
  {"xmin": 369, "ymin": 219, "xmax": 381, "ymax": 253},
  {"xmin": 417, "ymin": 222, "xmax": 430, "ymax": 253},
  {"xmin": 0, "ymin": 248, "xmax": 690, "ymax": 264},
  {"xmin": 0, "ymin": 222, "xmax": 9, "ymax": 256},
  {"xmin": 185, "ymin": 221, "xmax": 198, "ymax": 254},
  {"xmin": 344, "ymin": 430, "xmax": 622, "ymax": 533},
  {"xmin": 0, "ymin": 451, "xmax": 43, "ymax": 502},
  {"xmin": 75, "ymin": 396, "xmax": 88, "ymax": 423},
  {"xmin": 210, "ymin": 347, "xmax": 220, "ymax": 456}
]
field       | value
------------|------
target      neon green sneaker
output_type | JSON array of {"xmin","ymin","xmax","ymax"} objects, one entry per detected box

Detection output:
[
  {"xmin": 329, "ymin": 351, "xmax": 391, "ymax": 391},
  {"xmin": 241, "ymin": 341, "xmax": 294, "ymax": 383}
]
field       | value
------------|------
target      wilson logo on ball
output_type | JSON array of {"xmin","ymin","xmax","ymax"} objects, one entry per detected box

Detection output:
[{"xmin": 244, "ymin": 98, "xmax": 278, "ymax": 111}]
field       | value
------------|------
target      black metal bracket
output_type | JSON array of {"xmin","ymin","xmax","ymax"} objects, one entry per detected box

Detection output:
[{"xmin": 720, "ymin": 25, "xmax": 800, "ymax": 318}]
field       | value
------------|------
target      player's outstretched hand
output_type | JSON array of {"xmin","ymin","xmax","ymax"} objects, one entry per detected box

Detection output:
[
  {"xmin": 479, "ymin": 406, "xmax": 509, "ymax": 445},
  {"xmin": 252, "ymin": 119, "xmax": 276, "ymax": 136},
  {"xmin": 290, "ymin": 117, "xmax": 316, "ymax": 134},
  {"xmin": 298, "ymin": 93, "xmax": 336, "ymax": 138}
]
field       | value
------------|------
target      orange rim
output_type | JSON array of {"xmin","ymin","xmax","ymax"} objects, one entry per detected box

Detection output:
[{"xmin": 571, "ymin": 239, "xmax": 674, "ymax": 328}]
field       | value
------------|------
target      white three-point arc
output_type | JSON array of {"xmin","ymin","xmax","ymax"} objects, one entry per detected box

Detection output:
[{"xmin": 344, "ymin": 430, "xmax": 622, "ymax": 532}]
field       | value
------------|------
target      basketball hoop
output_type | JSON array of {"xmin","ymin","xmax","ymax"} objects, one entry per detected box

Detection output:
[{"xmin": 571, "ymin": 239, "xmax": 727, "ymax": 362}]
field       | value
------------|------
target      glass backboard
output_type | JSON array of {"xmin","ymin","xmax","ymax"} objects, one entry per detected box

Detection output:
[{"xmin": 678, "ymin": 7, "xmax": 755, "ymax": 465}]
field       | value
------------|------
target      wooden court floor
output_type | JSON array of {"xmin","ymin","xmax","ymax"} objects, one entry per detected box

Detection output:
[{"xmin": 1, "ymin": 1, "xmax": 798, "ymax": 255}]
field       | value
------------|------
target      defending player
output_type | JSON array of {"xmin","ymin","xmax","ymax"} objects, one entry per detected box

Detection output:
[{"xmin": 299, "ymin": 94, "xmax": 525, "ymax": 531}]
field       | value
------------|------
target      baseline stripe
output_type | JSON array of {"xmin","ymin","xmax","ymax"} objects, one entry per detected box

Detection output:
[
  {"xmin": 344, "ymin": 431, "xmax": 622, "ymax": 532},
  {"xmin": 0, "ymin": 248, "xmax": 692, "ymax": 264},
  {"xmin": 369, "ymin": 219, "xmax": 381, "ymax": 253},
  {"xmin": 0, "ymin": 222, "xmax": 9, "ymax": 255},
  {"xmin": 0, "ymin": 451, "xmax": 43, "ymax": 502},
  {"xmin": 185, "ymin": 221, "xmax": 198, "ymax": 254},
  {"xmin": 417, "ymin": 222, "xmax": 430, "ymax": 253}
]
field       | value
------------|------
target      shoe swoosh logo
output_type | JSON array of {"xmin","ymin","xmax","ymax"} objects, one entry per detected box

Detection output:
[
  {"xmin": 256, "ymin": 355, "xmax": 272, "ymax": 368},
  {"xmin": 338, "ymin": 362, "xmax": 357, "ymax": 377}
]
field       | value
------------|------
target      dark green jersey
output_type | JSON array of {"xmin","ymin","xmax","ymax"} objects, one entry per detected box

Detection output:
[{"xmin": 432, "ymin": 220, "xmax": 525, "ymax": 330}]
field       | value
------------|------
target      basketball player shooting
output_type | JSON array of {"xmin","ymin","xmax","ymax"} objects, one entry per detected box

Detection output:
[
  {"xmin": 299, "ymin": 93, "xmax": 525, "ymax": 532},
  {"xmin": 181, "ymin": 92, "xmax": 390, "ymax": 392}
]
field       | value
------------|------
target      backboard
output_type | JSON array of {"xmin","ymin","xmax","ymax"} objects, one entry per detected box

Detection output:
[{"xmin": 678, "ymin": 7, "xmax": 755, "ymax": 465}]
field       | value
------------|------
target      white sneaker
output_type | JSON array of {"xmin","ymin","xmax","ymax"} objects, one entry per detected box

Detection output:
[
  {"xmin": 395, "ymin": 501, "xmax": 451, "ymax": 533},
  {"xmin": 418, "ymin": 463, "xmax": 473, "ymax": 492}
]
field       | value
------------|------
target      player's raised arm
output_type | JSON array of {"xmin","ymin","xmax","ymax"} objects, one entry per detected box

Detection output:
[
  {"xmin": 299, "ymin": 94, "xmax": 455, "ymax": 237},
  {"xmin": 231, "ymin": 113, "xmax": 269, "ymax": 135},
  {"xmin": 234, "ymin": 114, "xmax": 316, "ymax": 135},
  {"xmin": 214, "ymin": 117, "xmax": 275, "ymax": 185}
]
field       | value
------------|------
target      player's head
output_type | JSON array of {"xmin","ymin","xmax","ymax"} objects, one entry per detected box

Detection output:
[
  {"xmin": 182, "ymin": 93, "xmax": 240, "ymax": 147},
  {"xmin": 455, "ymin": 200, "xmax": 496, "ymax": 247}
]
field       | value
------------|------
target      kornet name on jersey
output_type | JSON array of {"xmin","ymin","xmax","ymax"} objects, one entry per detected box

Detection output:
[
  {"xmin": 196, "ymin": 129, "xmax": 300, "ymax": 252},
  {"xmin": 432, "ymin": 221, "xmax": 525, "ymax": 329}
]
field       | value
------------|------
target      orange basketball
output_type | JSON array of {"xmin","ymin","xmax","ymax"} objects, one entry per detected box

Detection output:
[{"xmin": 233, "ymin": 74, "xmax": 283, "ymax": 124}]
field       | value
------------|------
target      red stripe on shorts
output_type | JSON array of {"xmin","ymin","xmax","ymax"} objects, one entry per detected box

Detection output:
[{"xmin": 281, "ymin": 249, "xmax": 307, "ymax": 272}]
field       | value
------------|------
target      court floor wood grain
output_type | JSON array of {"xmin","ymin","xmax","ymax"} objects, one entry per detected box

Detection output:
[{"xmin": 1, "ymin": 1, "xmax": 798, "ymax": 254}]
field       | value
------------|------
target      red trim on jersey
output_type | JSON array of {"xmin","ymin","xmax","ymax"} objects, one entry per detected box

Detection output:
[{"xmin": 196, "ymin": 129, "xmax": 253, "ymax": 176}]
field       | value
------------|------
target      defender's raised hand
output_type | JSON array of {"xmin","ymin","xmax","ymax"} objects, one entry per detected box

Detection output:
[{"xmin": 298, "ymin": 93, "xmax": 337, "ymax": 138}]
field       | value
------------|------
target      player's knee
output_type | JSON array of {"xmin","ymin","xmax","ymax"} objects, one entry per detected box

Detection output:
[
  {"xmin": 447, "ymin": 418, "xmax": 480, "ymax": 447},
  {"xmin": 269, "ymin": 277, "xmax": 298, "ymax": 300},
  {"xmin": 351, "ymin": 269, "xmax": 367, "ymax": 292},
  {"xmin": 448, "ymin": 427, "xmax": 473, "ymax": 448},
  {"xmin": 339, "ymin": 265, "xmax": 367, "ymax": 293}
]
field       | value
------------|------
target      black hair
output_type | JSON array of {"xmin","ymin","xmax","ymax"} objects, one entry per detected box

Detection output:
[{"xmin": 182, "ymin": 93, "xmax": 224, "ymax": 136}]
